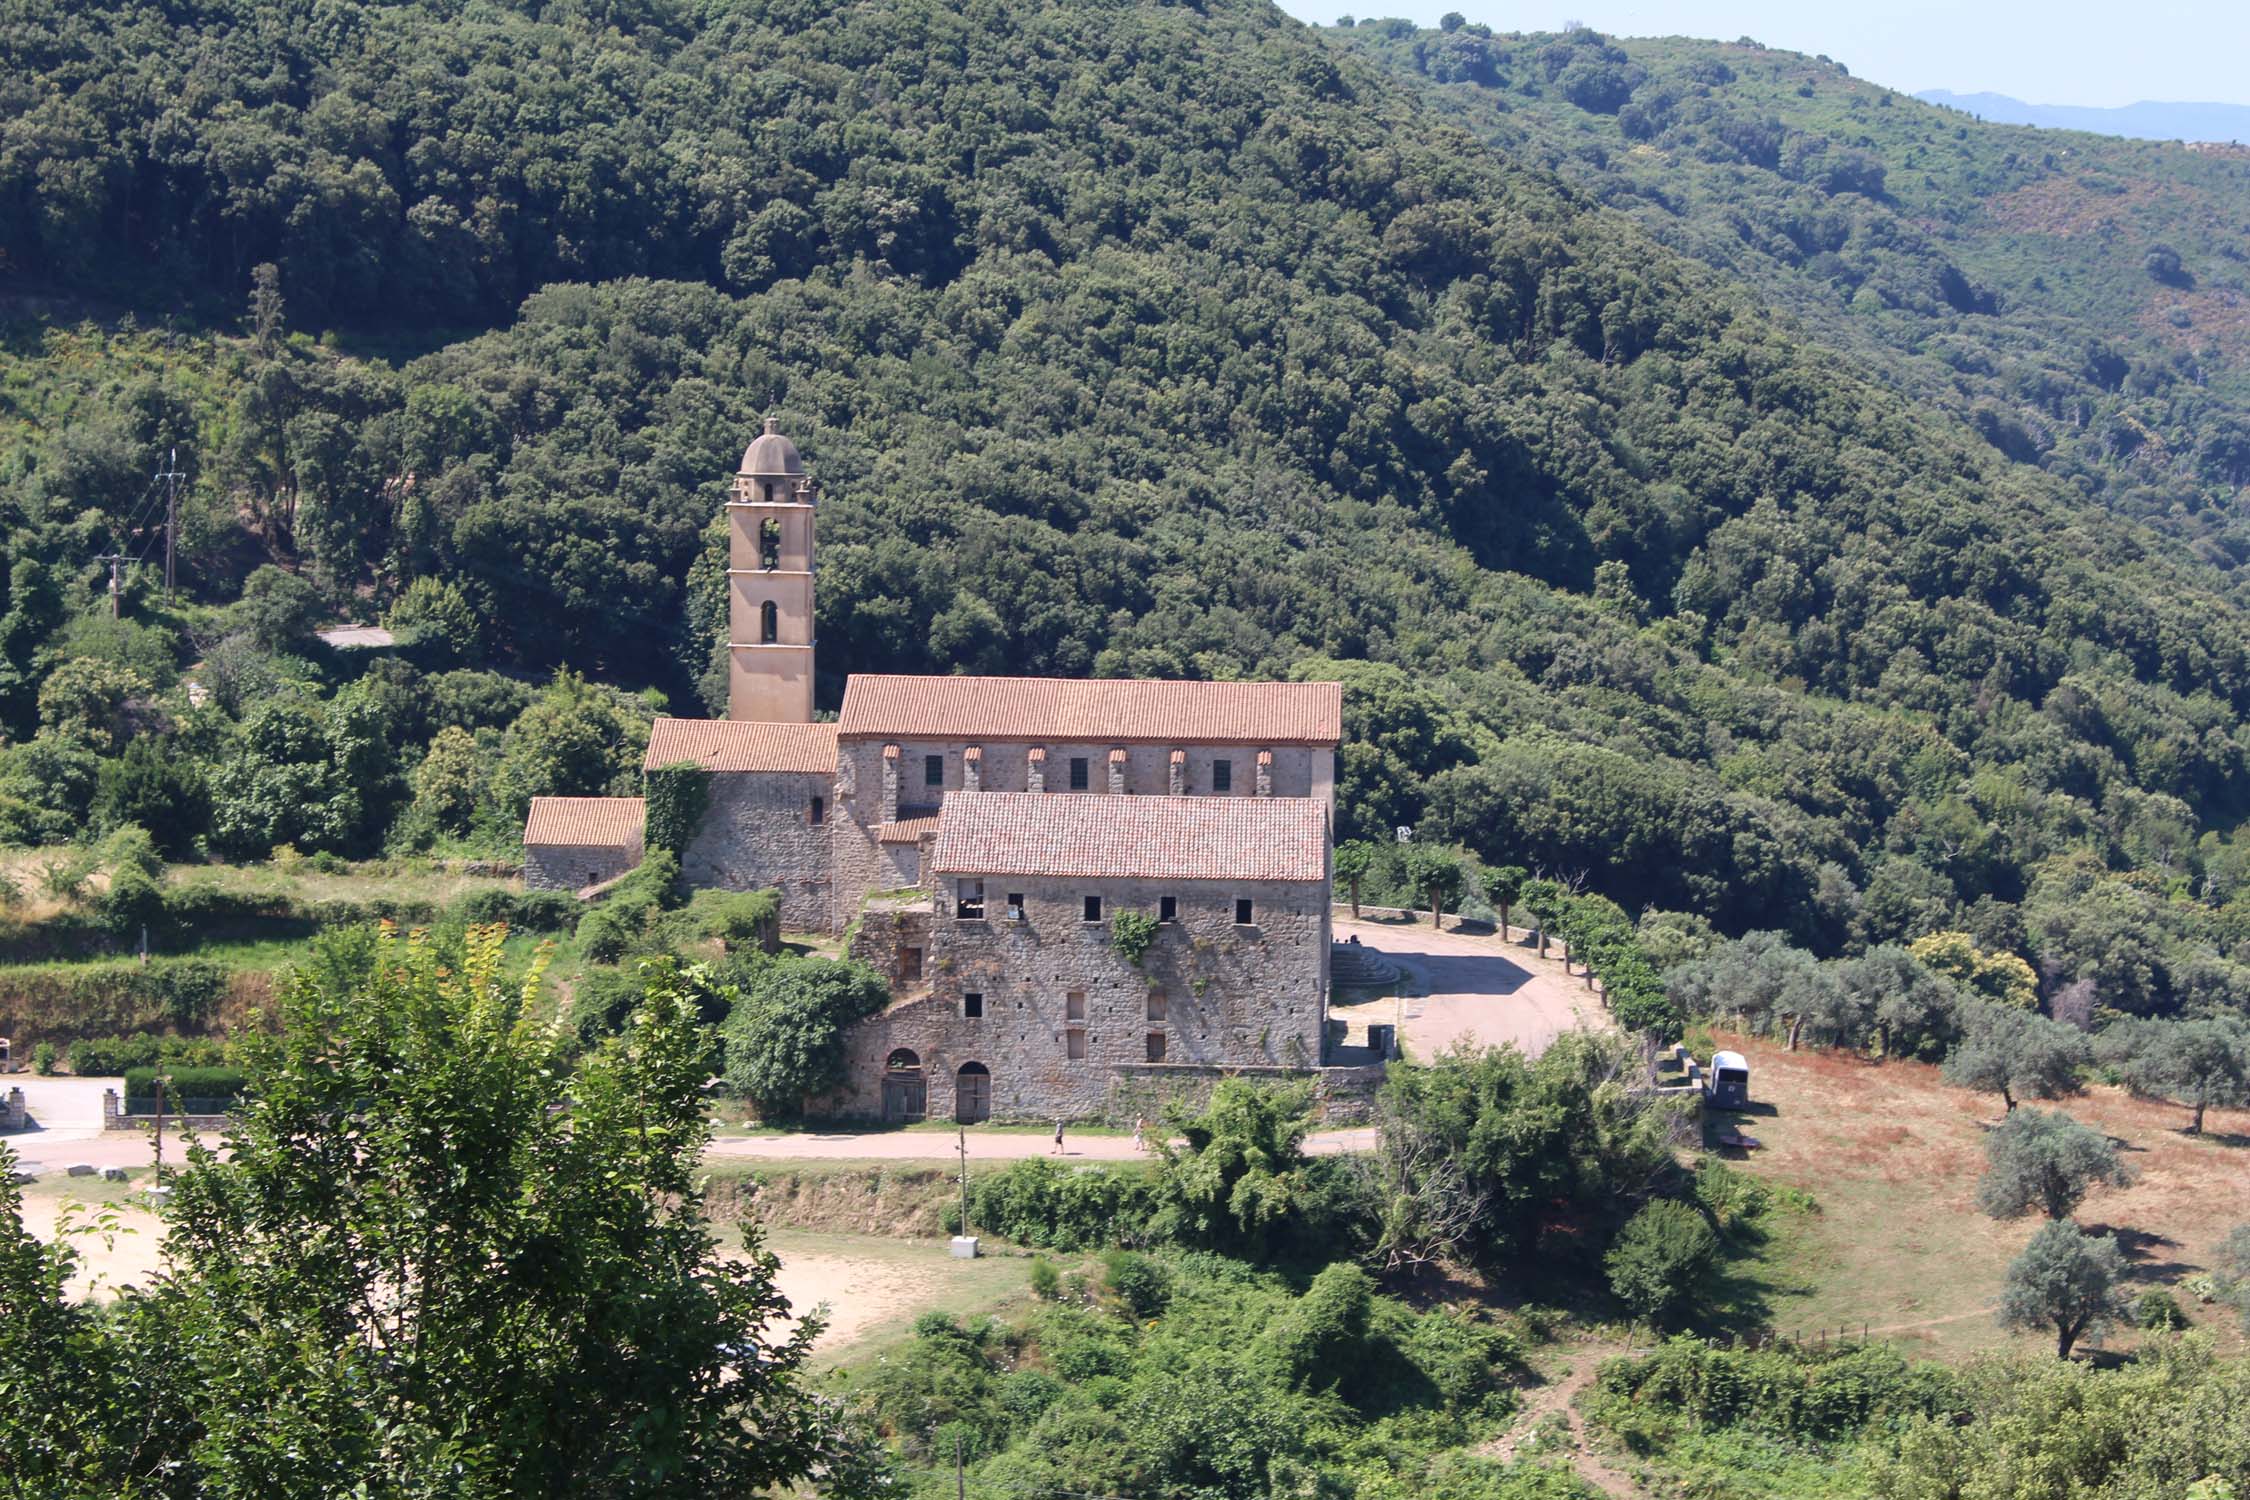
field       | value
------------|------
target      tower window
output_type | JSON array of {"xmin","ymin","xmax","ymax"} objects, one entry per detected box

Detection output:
[
  {"xmin": 760, "ymin": 599, "xmax": 778, "ymax": 643},
  {"xmin": 759, "ymin": 518, "xmax": 781, "ymax": 570},
  {"xmin": 1069, "ymin": 756, "xmax": 1090, "ymax": 790},
  {"xmin": 924, "ymin": 753, "xmax": 944, "ymax": 788},
  {"xmin": 1213, "ymin": 759, "xmax": 1233, "ymax": 793},
  {"xmin": 1083, "ymin": 894, "xmax": 1103, "ymax": 922}
]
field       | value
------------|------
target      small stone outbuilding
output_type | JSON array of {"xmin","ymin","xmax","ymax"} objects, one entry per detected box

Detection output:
[{"xmin": 522, "ymin": 796, "xmax": 646, "ymax": 891}]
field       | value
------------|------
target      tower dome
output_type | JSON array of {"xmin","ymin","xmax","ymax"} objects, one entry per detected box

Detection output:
[{"xmin": 740, "ymin": 415, "xmax": 805, "ymax": 477}]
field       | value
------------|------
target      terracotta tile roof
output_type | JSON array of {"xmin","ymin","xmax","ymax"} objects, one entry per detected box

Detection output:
[
  {"xmin": 877, "ymin": 816, "xmax": 944, "ymax": 845},
  {"xmin": 523, "ymin": 796, "xmax": 645, "ymax": 847},
  {"xmin": 837, "ymin": 676, "xmax": 1342, "ymax": 746},
  {"xmin": 642, "ymin": 718, "xmax": 838, "ymax": 774},
  {"xmin": 932, "ymin": 792, "xmax": 1328, "ymax": 883}
]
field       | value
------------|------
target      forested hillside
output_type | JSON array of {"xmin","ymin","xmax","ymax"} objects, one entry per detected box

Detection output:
[
  {"xmin": 7, "ymin": 0, "xmax": 2250, "ymax": 1011},
  {"xmin": 1327, "ymin": 20, "xmax": 2250, "ymax": 556}
]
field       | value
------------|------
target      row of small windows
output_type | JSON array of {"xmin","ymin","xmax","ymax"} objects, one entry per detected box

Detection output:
[
  {"xmin": 918, "ymin": 753, "xmax": 1235, "ymax": 791},
  {"xmin": 955, "ymin": 881, "xmax": 1252, "ymax": 926},
  {"xmin": 956, "ymin": 988, "xmax": 1171, "ymax": 1062}
]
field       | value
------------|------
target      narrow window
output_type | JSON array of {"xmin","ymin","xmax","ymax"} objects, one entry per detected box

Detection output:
[
  {"xmin": 1147, "ymin": 990, "xmax": 1167, "ymax": 1023},
  {"xmin": 1067, "ymin": 1028, "xmax": 1088, "ymax": 1060},
  {"xmin": 1212, "ymin": 759, "xmax": 1233, "ymax": 793},
  {"xmin": 759, "ymin": 599, "xmax": 778, "ymax": 643},
  {"xmin": 1069, "ymin": 756, "xmax": 1090, "ymax": 790},
  {"xmin": 808, "ymin": 795, "xmax": 825, "ymax": 825},
  {"xmin": 1146, "ymin": 1032, "xmax": 1168, "ymax": 1063},
  {"xmin": 759, "ymin": 517, "xmax": 781, "ymax": 570},
  {"xmin": 964, "ymin": 991, "xmax": 984, "ymax": 1018},
  {"xmin": 1158, "ymin": 895, "xmax": 1177, "ymax": 923},
  {"xmin": 924, "ymin": 753, "xmax": 944, "ymax": 788},
  {"xmin": 1066, "ymin": 990, "xmax": 1087, "ymax": 1021},
  {"xmin": 1235, "ymin": 898, "xmax": 1254, "ymax": 925},
  {"xmin": 955, "ymin": 879, "xmax": 985, "ymax": 920},
  {"xmin": 1083, "ymin": 894, "xmax": 1103, "ymax": 922},
  {"xmin": 900, "ymin": 947, "xmax": 923, "ymax": 982},
  {"xmin": 1006, "ymin": 892, "xmax": 1025, "ymax": 921}
]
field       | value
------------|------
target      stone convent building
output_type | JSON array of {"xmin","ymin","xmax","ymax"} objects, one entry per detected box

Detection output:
[{"xmin": 525, "ymin": 420, "xmax": 1349, "ymax": 1122}]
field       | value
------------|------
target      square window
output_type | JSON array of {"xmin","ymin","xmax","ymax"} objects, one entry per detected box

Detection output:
[
  {"xmin": 1147, "ymin": 990, "xmax": 1167, "ymax": 1023},
  {"xmin": 1006, "ymin": 892, "xmax": 1025, "ymax": 921},
  {"xmin": 808, "ymin": 794, "xmax": 825, "ymax": 825},
  {"xmin": 1235, "ymin": 898, "xmax": 1255, "ymax": 925},
  {"xmin": 1146, "ymin": 1032, "xmax": 1167, "ymax": 1063},
  {"xmin": 1067, "ymin": 1028, "xmax": 1087, "ymax": 1060},
  {"xmin": 1083, "ymin": 894, "xmax": 1103, "ymax": 922},
  {"xmin": 956, "ymin": 879, "xmax": 985, "ymax": 920},
  {"xmin": 964, "ymin": 991, "xmax": 984, "ymax": 1018},
  {"xmin": 1212, "ymin": 759, "xmax": 1233, "ymax": 793},
  {"xmin": 1066, "ymin": 990, "xmax": 1087, "ymax": 1021},
  {"xmin": 1158, "ymin": 895, "xmax": 1177, "ymax": 923},
  {"xmin": 1069, "ymin": 756, "xmax": 1090, "ymax": 790},
  {"xmin": 924, "ymin": 753, "xmax": 944, "ymax": 787}
]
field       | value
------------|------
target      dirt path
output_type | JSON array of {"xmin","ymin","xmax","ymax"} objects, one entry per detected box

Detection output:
[
  {"xmin": 708, "ymin": 1125, "xmax": 1377, "ymax": 1163},
  {"xmin": 1482, "ymin": 1341, "xmax": 1642, "ymax": 1497}
]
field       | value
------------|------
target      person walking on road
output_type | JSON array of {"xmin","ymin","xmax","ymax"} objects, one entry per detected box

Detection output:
[
  {"xmin": 1131, "ymin": 1115, "xmax": 1146, "ymax": 1152},
  {"xmin": 1051, "ymin": 1117, "xmax": 1066, "ymax": 1155}
]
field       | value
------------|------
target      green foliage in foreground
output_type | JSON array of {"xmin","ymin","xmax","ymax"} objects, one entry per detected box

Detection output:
[
  {"xmin": 1606, "ymin": 1200, "xmax": 1720, "ymax": 1324},
  {"xmin": 0, "ymin": 926, "xmax": 871, "ymax": 1497},
  {"xmin": 719, "ymin": 955, "xmax": 891, "ymax": 1117},
  {"xmin": 835, "ymin": 1251, "xmax": 1576, "ymax": 1500}
]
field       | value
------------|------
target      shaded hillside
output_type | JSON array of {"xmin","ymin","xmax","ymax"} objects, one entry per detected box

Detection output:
[
  {"xmin": 7, "ymin": 1, "xmax": 2250, "ymax": 1003},
  {"xmin": 1325, "ymin": 21, "xmax": 2250, "ymax": 565}
]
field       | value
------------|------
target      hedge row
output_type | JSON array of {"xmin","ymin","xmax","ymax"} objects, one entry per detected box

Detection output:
[
  {"xmin": 123, "ymin": 1065, "xmax": 251, "ymax": 1113},
  {"xmin": 65, "ymin": 1031, "xmax": 231, "ymax": 1076}
]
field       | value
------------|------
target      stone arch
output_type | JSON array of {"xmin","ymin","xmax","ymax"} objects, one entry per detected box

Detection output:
[
  {"xmin": 955, "ymin": 1061, "xmax": 991, "ymax": 1124},
  {"xmin": 883, "ymin": 1050, "xmax": 925, "ymax": 1123}
]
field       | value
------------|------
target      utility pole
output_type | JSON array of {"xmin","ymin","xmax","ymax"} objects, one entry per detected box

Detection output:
[
  {"xmin": 957, "ymin": 1125, "xmax": 970, "ymax": 1239},
  {"xmin": 156, "ymin": 447, "xmax": 185, "ymax": 600},
  {"xmin": 95, "ymin": 553, "xmax": 127, "ymax": 619}
]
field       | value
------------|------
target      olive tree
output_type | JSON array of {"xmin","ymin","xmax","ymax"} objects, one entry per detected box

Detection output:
[
  {"xmin": 1943, "ymin": 1002, "xmax": 2089, "ymax": 1112},
  {"xmin": 1974, "ymin": 1107, "xmax": 2133, "ymax": 1222},
  {"xmin": 1998, "ymin": 1220, "xmax": 2128, "ymax": 1359}
]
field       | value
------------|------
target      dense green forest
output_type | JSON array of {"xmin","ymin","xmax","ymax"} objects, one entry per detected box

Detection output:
[
  {"xmin": 7, "ymin": 0, "xmax": 2250, "ymax": 1016},
  {"xmin": 1325, "ymin": 19, "xmax": 2250, "ymax": 555}
]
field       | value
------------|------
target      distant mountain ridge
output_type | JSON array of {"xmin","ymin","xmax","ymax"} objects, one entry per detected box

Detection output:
[{"xmin": 1916, "ymin": 89, "xmax": 2250, "ymax": 143}]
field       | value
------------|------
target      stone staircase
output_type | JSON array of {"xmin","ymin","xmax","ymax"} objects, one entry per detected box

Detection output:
[{"xmin": 1330, "ymin": 943, "xmax": 1402, "ymax": 989}]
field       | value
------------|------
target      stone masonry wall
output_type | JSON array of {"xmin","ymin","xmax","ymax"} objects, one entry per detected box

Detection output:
[
  {"xmin": 525, "ymin": 841, "xmax": 641, "ymax": 892},
  {"xmin": 829, "ymin": 736, "xmax": 1336, "ymax": 925},
  {"xmin": 818, "ymin": 875, "xmax": 1329, "ymax": 1122},
  {"xmin": 683, "ymin": 770, "xmax": 834, "ymax": 932}
]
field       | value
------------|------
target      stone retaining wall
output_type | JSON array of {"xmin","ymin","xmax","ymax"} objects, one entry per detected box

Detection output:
[{"xmin": 101, "ymin": 1089, "xmax": 231, "ymax": 1133}]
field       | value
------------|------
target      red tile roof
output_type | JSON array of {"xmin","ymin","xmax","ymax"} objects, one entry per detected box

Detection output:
[
  {"xmin": 643, "ymin": 718, "xmax": 838, "ymax": 774},
  {"xmin": 932, "ymin": 792, "xmax": 1327, "ymax": 883},
  {"xmin": 877, "ymin": 816, "xmax": 944, "ymax": 845},
  {"xmin": 523, "ymin": 796, "xmax": 645, "ymax": 847},
  {"xmin": 837, "ymin": 676, "xmax": 1342, "ymax": 746}
]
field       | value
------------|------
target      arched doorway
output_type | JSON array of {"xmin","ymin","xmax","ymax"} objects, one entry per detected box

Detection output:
[
  {"xmin": 955, "ymin": 1061, "xmax": 991, "ymax": 1124},
  {"xmin": 883, "ymin": 1049, "xmax": 925, "ymax": 1123}
]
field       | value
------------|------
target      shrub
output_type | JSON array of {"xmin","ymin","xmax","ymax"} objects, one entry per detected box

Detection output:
[
  {"xmin": 69, "ymin": 1032, "xmax": 230, "ymax": 1076},
  {"xmin": 701, "ymin": 890, "xmax": 779, "ymax": 951},
  {"xmin": 0, "ymin": 958, "xmax": 233, "ymax": 1049},
  {"xmin": 98, "ymin": 864, "xmax": 168, "ymax": 939},
  {"xmin": 1606, "ymin": 1200, "xmax": 1718, "ymax": 1323},
  {"xmin": 1101, "ymin": 1250, "xmax": 1172, "ymax": 1318},
  {"xmin": 965, "ymin": 1157, "xmax": 1163, "ymax": 1249},
  {"xmin": 2135, "ymin": 1289, "xmax": 2188, "ymax": 1331},
  {"xmin": 450, "ymin": 887, "xmax": 577, "ymax": 933},
  {"xmin": 1028, "ymin": 1257, "xmax": 1061, "ymax": 1300},
  {"xmin": 718, "ymin": 955, "xmax": 889, "ymax": 1115},
  {"xmin": 123, "ymin": 1064, "xmax": 250, "ymax": 1112},
  {"xmin": 32, "ymin": 1041, "xmax": 56, "ymax": 1074}
]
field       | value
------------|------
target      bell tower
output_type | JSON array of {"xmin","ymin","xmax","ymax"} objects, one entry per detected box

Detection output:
[{"xmin": 727, "ymin": 416, "xmax": 816, "ymax": 722}]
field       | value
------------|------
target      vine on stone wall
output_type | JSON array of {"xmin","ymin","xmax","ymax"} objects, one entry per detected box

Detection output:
[
  {"xmin": 643, "ymin": 762, "xmax": 710, "ymax": 857},
  {"xmin": 1111, "ymin": 910, "xmax": 1159, "ymax": 967}
]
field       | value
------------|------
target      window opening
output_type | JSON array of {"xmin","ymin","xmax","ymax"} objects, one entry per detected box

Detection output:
[
  {"xmin": 1235, "ymin": 898, "xmax": 1255, "ymax": 925},
  {"xmin": 956, "ymin": 880, "xmax": 985, "ymax": 920},
  {"xmin": 1083, "ymin": 894, "xmax": 1103, "ymax": 922},
  {"xmin": 964, "ymin": 991, "xmax": 984, "ymax": 1018},
  {"xmin": 1212, "ymin": 759, "xmax": 1233, "ymax": 793}
]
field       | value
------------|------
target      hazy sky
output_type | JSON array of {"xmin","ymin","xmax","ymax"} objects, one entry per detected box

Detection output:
[{"xmin": 1270, "ymin": 0, "xmax": 2250, "ymax": 108}]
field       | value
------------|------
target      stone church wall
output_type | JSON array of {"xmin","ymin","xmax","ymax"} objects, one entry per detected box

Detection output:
[
  {"xmin": 683, "ymin": 770, "xmax": 835, "ymax": 933},
  {"xmin": 817, "ymin": 875, "xmax": 1329, "ymax": 1122}
]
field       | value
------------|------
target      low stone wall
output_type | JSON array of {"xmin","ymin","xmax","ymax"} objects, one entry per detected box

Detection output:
[
  {"xmin": 101, "ymin": 1088, "xmax": 231, "ymax": 1134},
  {"xmin": 0, "ymin": 1087, "xmax": 24, "ymax": 1132}
]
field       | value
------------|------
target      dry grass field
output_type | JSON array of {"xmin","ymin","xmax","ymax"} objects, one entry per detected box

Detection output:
[{"xmin": 1708, "ymin": 1032, "xmax": 2250, "ymax": 1361}]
